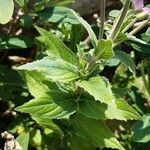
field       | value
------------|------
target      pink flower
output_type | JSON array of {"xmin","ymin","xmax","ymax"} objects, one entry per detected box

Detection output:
[{"xmin": 133, "ymin": 0, "xmax": 150, "ymax": 14}]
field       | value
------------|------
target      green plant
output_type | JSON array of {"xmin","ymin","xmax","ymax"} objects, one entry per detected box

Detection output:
[
  {"xmin": 14, "ymin": 1, "xmax": 146, "ymax": 148},
  {"xmin": 0, "ymin": 0, "xmax": 150, "ymax": 149}
]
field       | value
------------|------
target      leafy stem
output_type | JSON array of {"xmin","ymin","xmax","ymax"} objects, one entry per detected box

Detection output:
[
  {"xmin": 84, "ymin": 56, "xmax": 97, "ymax": 73},
  {"xmin": 108, "ymin": 0, "xmax": 131, "ymax": 40}
]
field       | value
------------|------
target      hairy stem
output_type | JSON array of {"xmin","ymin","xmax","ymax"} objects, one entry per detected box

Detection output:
[
  {"xmin": 108, "ymin": 0, "xmax": 131, "ymax": 40},
  {"xmin": 129, "ymin": 17, "xmax": 150, "ymax": 35},
  {"xmin": 99, "ymin": 0, "xmax": 106, "ymax": 39},
  {"xmin": 122, "ymin": 18, "xmax": 137, "ymax": 33}
]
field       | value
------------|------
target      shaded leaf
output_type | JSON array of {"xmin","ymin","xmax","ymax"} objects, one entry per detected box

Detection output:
[
  {"xmin": 79, "ymin": 96, "xmax": 141, "ymax": 121},
  {"xmin": 115, "ymin": 50, "xmax": 135, "ymax": 74},
  {"xmin": 70, "ymin": 114, "xmax": 124, "ymax": 150},
  {"xmin": 132, "ymin": 114, "xmax": 150, "ymax": 143},
  {"xmin": 127, "ymin": 35, "xmax": 150, "ymax": 54},
  {"xmin": 32, "ymin": 116, "xmax": 63, "ymax": 135},
  {"xmin": 25, "ymin": 71, "xmax": 58, "ymax": 98},
  {"xmin": 0, "ymin": 36, "xmax": 34, "ymax": 49},
  {"xmin": 67, "ymin": 134, "xmax": 96, "ymax": 150},
  {"xmin": 79, "ymin": 98, "xmax": 125, "ymax": 120},
  {"xmin": 36, "ymin": 7, "xmax": 78, "ymax": 24},
  {"xmin": 71, "ymin": 10, "xmax": 98, "ymax": 48}
]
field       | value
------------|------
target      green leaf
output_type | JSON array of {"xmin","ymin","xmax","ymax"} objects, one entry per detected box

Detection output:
[
  {"xmin": 0, "ymin": 0, "xmax": 14, "ymax": 24},
  {"xmin": 127, "ymin": 35, "xmax": 150, "ymax": 54},
  {"xmin": 70, "ymin": 114, "xmax": 124, "ymax": 150},
  {"xmin": 25, "ymin": 71, "xmax": 58, "ymax": 98},
  {"xmin": 71, "ymin": 10, "xmax": 98, "ymax": 48},
  {"xmin": 70, "ymin": 24, "xmax": 83, "ymax": 53},
  {"xmin": 15, "ymin": 93, "xmax": 77, "ymax": 119},
  {"xmin": 0, "ymin": 65, "xmax": 25, "ymax": 103},
  {"xmin": 0, "ymin": 36, "xmax": 34, "ymax": 49},
  {"xmin": 120, "ymin": 0, "xmax": 126, "ymax": 5},
  {"xmin": 35, "ymin": 26, "xmax": 78, "ymax": 65},
  {"xmin": 18, "ymin": 57, "xmax": 79, "ymax": 83},
  {"xmin": 146, "ymin": 27, "xmax": 150, "ymax": 35},
  {"xmin": 16, "ymin": 132, "xmax": 29, "ymax": 150},
  {"xmin": 36, "ymin": 7, "xmax": 79, "ymax": 24},
  {"xmin": 79, "ymin": 96, "xmax": 141, "ymax": 121},
  {"xmin": 113, "ymin": 33, "xmax": 128, "ymax": 47},
  {"xmin": 78, "ymin": 77, "xmax": 115, "ymax": 106},
  {"xmin": 94, "ymin": 39, "xmax": 114, "ymax": 60},
  {"xmin": 32, "ymin": 116, "xmax": 63, "ymax": 135},
  {"xmin": 67, "ymin": 134, "xmax": 96, "ymax": 150},
  {"xmin": 48, "ymin": 0, "xmax": 75, "ymax": 6},
  {"xmin": 115, "ymin": 50, "xmax": 135, "ymax": 74},
  {"xmin": 116, "ymin": 98, "xmax": 142, "ymax": 120},
  {"xmin": 15, "ymin": 0, "xmax": 26, "ymax": 7},
  {"xmin": 109, "ymin": 10, "xmax": 120, "ymax": 18},
  {"xmin": 79, "ymin": 98, "xmax": 126, "ymax": 120},
  {"xmin": 132, "ymin": 114, "xmax": 150, "ymax": 143}
]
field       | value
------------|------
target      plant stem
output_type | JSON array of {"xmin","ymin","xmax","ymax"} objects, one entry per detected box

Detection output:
[
  {"xmin": 99, "ymin": 0, "xmax": 106, "ymax": 40},
  {"xmin": 24, "ymin": 0, "xmax": 28, "ymax": 15},
  {"xmin": 122, "ymin": 18, "xmax": 137, "ymax": 33},
  {"xmin": 108, "ymin": 0, "xmax": 131, "ymax": 40},
  {"xmin": 129, "ymin": 17, "xmax": 150, "ymax": 35},
  {"xmin": 85, "ymin": 57, "xmax": 96, "ymax": 72}
]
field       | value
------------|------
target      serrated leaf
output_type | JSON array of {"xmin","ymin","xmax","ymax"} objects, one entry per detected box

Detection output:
[
  {"xmin": 70, "ymin": 114, "xmax": 124, "ymax": 150},
  {"xmin": 35, "ymin": 26, "xmax": 78, "ymax": 65},
  {"xmin": 115, "ymin": 50, "xmax": 135, "ymax": 74},
  {"xmin": 132, "ymin": 114, "xmax": 150, "ymax": 143},
  {"xmin": 116, "ymin": 98, "xmax": 142, "ymax": 120},
  {"xmin": 79, "ymin": 98, "xmax": 126, "ymax": 120},
  {"xmin": 18, "ymin": 57, "xmax": 79, "ymax": 83},
  {"xmin": 0, "ymin": 0, "xmax": 14, "ymax": 24},
  {"xmin": 25, "ymin": 71, "xmax": 58, "ymax": 97},
  {"xmin": 71, "ymin": 10, "xmax": 98, "ymax": 48},
  {"xmin": 78, "ymin": 77, "xmax": 115, "ymax": 106},
  {"xmin": 16, "ymin": 132, "xmax": 29, "ymax": 150},
  {"xmin": 95, "ymin": 39, "xmax": 114, "ymax": 60},
  {"xmin": 15, "ymin": 93, "xmax": 77, "ymax": 119}
]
